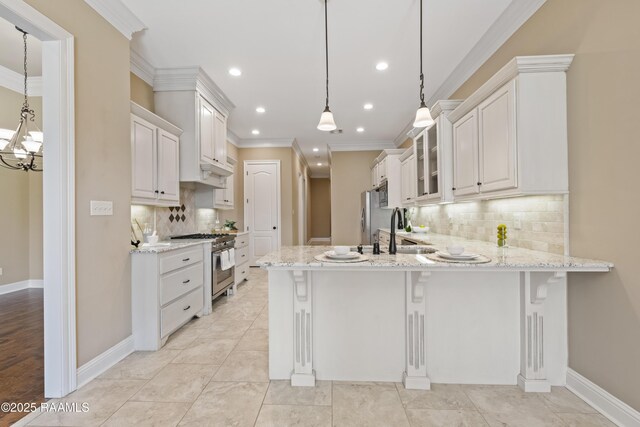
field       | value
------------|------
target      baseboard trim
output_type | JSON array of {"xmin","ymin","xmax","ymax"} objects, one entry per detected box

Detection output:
[
  {"xmin": 0, "ymin": 279, "xmax": 44, "ymax": 295},
  {"xmin": 307, "ymin": 237, "xmax": 331, "ymax": 244},
  {"xmin": 566, "ymin": 368, "xmax": 640, "ymax": 427},
  {"xmin": 76, "ymin": 335, "xmax": 135, "ymax": 389}
]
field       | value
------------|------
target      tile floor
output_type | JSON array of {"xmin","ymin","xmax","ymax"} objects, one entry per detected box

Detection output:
[{"xmin": 25, "ymin": 268, "xmax": 614, "ymax": 427}]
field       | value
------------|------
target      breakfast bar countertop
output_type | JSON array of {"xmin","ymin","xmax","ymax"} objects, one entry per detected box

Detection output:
[{"xmin": 257, "ymin": 232, "xmax": 613, "ymax": 272}]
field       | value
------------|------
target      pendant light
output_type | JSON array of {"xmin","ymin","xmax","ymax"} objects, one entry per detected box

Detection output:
[
  {"xmin": 412, "ymin": 0, "xmax": 434, "ymax": 128},
  {"xmin": 0, "ymin": 27, "xmax": 43, "ymax": 172},
  {"xmin": 317, "ymin": 0, "xmax": 337, "ymax": 131}
]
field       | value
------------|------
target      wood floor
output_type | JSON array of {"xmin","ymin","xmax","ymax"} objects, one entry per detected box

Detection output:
[{"xmin": 0, "ymin": 288, "xmax": 44, "ymax": 426}]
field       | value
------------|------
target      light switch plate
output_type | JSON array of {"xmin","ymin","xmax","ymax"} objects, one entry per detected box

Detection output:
[{"xmin": 90, "ymin": 200, "xmax": 113, "ymax": 216}]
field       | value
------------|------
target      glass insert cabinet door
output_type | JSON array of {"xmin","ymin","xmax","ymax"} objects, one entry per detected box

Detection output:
[{"xmin": 414, "ymin": 123, "xmax": 440, "ymax": 200}]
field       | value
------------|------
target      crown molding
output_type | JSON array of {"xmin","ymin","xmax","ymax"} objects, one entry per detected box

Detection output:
[
  {"xmin": 449, "ymin": 54, "xmax": 574, "ymax": 122},
  {"xmin": 430, "ymin": 99, "xmax": 464, "ymax": 118},
  {"xmin": 83, "ymin": 0, "xmax": 146, "ymax": 40},
  {"xmin": 328, "ymin": 140, "xmax": 396, "ymax": 152},
  {"xmin": 235, "ymin": 138, "xmax": 295, "ymax": 149},
  {"xmin": 292, "ymin": 139, "xmax": 309, "ymax": 169},
  {"xmin": 154, "ymin": 66, "xmax": 235, "ymax": 116},
  {"xmin": 130, "ymin": 48, "xmax": 155, "ymax": 86},
  {"xmin": 393, "ymin": 0, "xmax": 547, "ymax": 147},
  {"xmin": 427, "ymin": 0, "xmax": 547, "ymax": 106},
  {"xmin": 227, "ymin": 130, "xmax": 240, "ymax": 147},
  {"xmin": 0, "ymin": 65, "xmax": 42, "ymax": 96}
]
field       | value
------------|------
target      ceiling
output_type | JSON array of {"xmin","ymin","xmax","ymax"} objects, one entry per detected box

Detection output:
[
  {"xmin": 0, "ymin": 15, "xmax": 42, "ymax": 76},
  {"xmin": 124, "ymin": 0, "xmax": 515, "ymax": 175}
]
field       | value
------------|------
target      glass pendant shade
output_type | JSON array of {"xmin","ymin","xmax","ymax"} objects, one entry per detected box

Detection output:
[
  {"xmin": 317, "ymin": 107, "xmax": 337, "ymax": 131},
  {"xmin": 22, "ymin": 136, "xmax": 42, "ymax": 153},
  {"xmin": 13, "ymin": 147, "xmax": 27, "ymax": 159},
  {"xmin": 413, "ymin": 103, "xmax": 434, "ymax": 128}
]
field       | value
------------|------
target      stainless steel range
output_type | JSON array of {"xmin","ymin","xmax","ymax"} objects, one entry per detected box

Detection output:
[{"xmin": 171, "ymin": 233, "xmax": 236, "ymax": 300}]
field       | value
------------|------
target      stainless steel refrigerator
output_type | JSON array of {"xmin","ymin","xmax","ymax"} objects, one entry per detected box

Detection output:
[{"xmin": 361, "ymin": 190, "xmax": 389, "ymax": 245}]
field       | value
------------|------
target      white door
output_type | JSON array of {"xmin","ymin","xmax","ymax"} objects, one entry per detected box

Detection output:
[
  {"xmin": 131, "ymin": 115, "xmax": 157, "ymax": 200},
  {"xmin": 157, "ymin": 129, "xmax": 180, "ymax": 204},
  {"xmin": 452, "ymin": 109, "xmax": 480, "ymax": 197},
  {"xmin": 199, "ymin": 96, "xmax": 215, "ymax": 164},
  {"xmin": 245, "ymin": 161, "xmax": 280, "ymax": 264},
  {"xmin": 478, "ymin": 81, "xmax": 517, "ymax": 193}
]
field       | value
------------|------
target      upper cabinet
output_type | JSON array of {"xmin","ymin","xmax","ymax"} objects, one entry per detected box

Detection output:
[
  {"xmin": 154, "ymin": 67, "xmax": 235, "ymax": 188},
  {"xmin": 449, "ymin": 54, "xmax": 574, "ymax": 200},
  {"xmin": 195, "ymin": 156, "xmax": 236, "ymax": 210},
  {"xmin": 400, "ymin": 149, "xmax": 417, "ymax": 206},
  {"xmin": 370, "ymin": 149, "xmax": 405, "ymax": 209},
  {"xmin": 131, "ymin": 102, "xmax": 182, "ymax": 207},
  {"xmin": 413, "ymin": 100, "xmax": 462, "ymax": 205}
]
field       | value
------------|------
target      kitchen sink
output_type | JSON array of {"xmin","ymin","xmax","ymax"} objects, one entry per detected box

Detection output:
[
  {"xmin": 352, "ymin": 245, "xmax": 436, "ymax": 255},
  {"xmin": 393, "ymin": 246, "xmax": 436, "ymax": 254}
]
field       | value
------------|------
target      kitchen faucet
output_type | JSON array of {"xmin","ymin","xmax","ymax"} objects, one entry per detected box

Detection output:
[{"xmin": 389, "ymin": 207, "xmax": 400, "ymax": 255}]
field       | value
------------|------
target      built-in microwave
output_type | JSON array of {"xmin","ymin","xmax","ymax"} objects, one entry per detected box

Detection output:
[{"xmin": 377, "ymin": 180, "xmax": 388, "ymax": 207}]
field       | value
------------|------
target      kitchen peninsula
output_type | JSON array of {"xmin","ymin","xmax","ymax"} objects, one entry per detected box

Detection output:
[{"xmin": 258, "ymin": 235, "xmax": 612, "ymax": 393}]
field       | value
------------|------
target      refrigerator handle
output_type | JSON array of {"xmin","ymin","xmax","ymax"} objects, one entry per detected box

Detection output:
[{"xmin": 361, "ymin": 208, "xmax": 365, "ymax": 233}]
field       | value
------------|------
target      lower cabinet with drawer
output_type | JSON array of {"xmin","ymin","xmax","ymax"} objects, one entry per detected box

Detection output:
[
  {"xmin": 132, "ymin": 243, "xmax": 207, "ymax": 351},
  {"xmin": 234, "ymin": 231, "xmax": 251, "ymax": 286}
]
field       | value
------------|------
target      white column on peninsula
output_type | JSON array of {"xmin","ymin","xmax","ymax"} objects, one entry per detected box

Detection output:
[
  {"xmin": 291, "ymin": 270, "xmax": 315, "ymax": 386},
  {"xmin": 403, "ymin": 271, "xmax": 431, "ymax": 390}
]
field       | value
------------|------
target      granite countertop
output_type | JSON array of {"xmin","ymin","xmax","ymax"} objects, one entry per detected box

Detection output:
[
  {"xmin": 130, "ymin": 239, "xmax": 212, "ymax": 254},
  {"xmin": 257, "ymin": 232, "xmax": 613, "ymax": 272}
]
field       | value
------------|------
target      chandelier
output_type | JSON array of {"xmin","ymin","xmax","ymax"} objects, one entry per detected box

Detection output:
[{"xmin": 0, "ymin": 27, "xmax": 43, "ymax": 172}]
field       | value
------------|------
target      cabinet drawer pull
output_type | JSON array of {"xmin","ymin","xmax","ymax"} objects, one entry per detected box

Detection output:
[
  {"xmin": 452, "ymin": 187, "xmax": 456, "ymax": 191},
  {"xmin": 182, "ymin": 279, "xmax": 190, "ymax": 284},
  {"xmin": 477, "ymin": 182, "xmax": 482, "ymax": 186},
  {"xmin": 182, "ymin": 258, "xmax": 190, "ymax": 262},
  {"xmin": 160, "ymin": 191, "xmax": 165, "ymax": 194},
  {"xmin": 242, "ymin": 254, "xmax": 246, "ymax": 257},
  {"xmin": 183, "ymin": 305, "xmax": 191, "ymax": 311}
]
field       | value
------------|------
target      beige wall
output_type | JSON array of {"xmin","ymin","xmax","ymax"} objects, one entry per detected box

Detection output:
[
  {"xmin": 27, "ymin": 0, "xmax": 133, "ymax": 366},
  {"xmin": 451, "ymin": 0, "xmax": 640, "ymax": 410},
  {"xmin": 291, "ymin": 148, "xmax": 310, "ymax": 245},
  {"xmin": 330, "ymin": 151, "xmax": 380, "ymax": 245},
  {"xmin": 234, "ymin": 147, "xmax": 295, "ymax": 246},
  {"xmin": 130, "ymin": 72, "xmax": 154, "ymax": 112},
  {"xmin": 310, "ymin": 178, "xmax": 331, "ymax": 238},
  {"xmin": 399, "ymin": 137, "xmax": 412, "ymax": 150},
  {"xmin": 0, "ymin": 86, "xmax": 43, "ymax": 286}
]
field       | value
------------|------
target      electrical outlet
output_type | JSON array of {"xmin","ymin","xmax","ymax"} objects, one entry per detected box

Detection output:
[
  {"xmin": 514, "ymin": 214, "xmax": 522, "ymax": 230},
  {"xmin": 90, "ymin": 200, "xmax": 113, "ymax": 216}
]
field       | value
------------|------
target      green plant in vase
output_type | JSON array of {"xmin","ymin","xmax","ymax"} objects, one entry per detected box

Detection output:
[
  {"xmin": 224, "ymin": 219, "xmax": 238, "ymax": 231},
  {"xmin": 497, "ymin": 224, "xmax": 507, "ymax": 247},
  {"xmin": 404, "ymin": 208, "xmax": 413, "ymax": 232}
]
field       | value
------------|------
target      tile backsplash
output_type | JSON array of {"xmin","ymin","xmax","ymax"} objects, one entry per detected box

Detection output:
[
  {"xmin": 407, "ymin": 195, "xmax": 567, "ymax": 254},
  {"xmin": 131, "ymin": 186, "xmax": 224, "ymax": 240}
]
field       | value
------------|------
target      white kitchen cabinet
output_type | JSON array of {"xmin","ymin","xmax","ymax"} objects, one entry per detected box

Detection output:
[
  {"xmin": 370, "ymin": 163, "xmax": 379, "ymax": 189},
  {"xmin": 131, "ymin": 102, "xmax": 182, "ymax": 206},
  {"xmin": 370, "ymin": 149, "xmax": 404, "ymax": 208},
  {"xmin": 154, "ymin": 67, "xmax": 234, "ymax": 187},
  {"xmin": 132, "ymin": 243, "xmax": 208, "ymax": 350},
  {"xmin": 452, "ymin": 109, "xmax": 479, "ymax": 197},
  {"xmin": 478, "ymin": 81, "xmax": 517, "ymax": 193},
  {"xmin": 234, "ymin": 231, "xmax": 250, "ymax": 286},
  {"xmin": 449, "ymin": 54, "xmax": 574, "ymax": 200},
  {"xmin": 400, "ymin": 151, "xmax": 417, "ymax": 205},
  {"xmin": 195, "ymin": 158, "xmax": 235, "ymax": 210},
  {"xmin": 411, "ymin": 100, "xmax": 463, "ymax": 205}
]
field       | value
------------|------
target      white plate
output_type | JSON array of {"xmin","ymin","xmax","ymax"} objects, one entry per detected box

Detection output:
[
  {"xmin": 324, "ymin": 250, "xmax": 360, "ymax": 260},
  {"xmin": 436, "ymin": 251, "xmax": 480, "ymax": 260}
]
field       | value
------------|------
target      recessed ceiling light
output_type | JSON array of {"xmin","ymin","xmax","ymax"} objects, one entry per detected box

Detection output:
[
  {"xmin": 256, "ymin": 106, "xmax": 266, "ymax": 113},
  {"xmin": 313, "ymin": 148, "xmax": 319, "ymax": 152},
  {"xmin": 364, "ymin": 103, "xmax": 373, "ymax": 110},
  {"xmin": 375, "ymin": 62, "xmax": 389, "ymax": 71},
  {"xmin": 251, "ymin": 129, "xmax": 260, "ymax": 135},
  {"xmin": 228, "ymin": 67, "xmax": 242, "ymax": 76},
  {"xmin": 356, "ymin": 127, "xmax": 365, "ymax": 133},
  {"xmin": 317, "ymin": 162, "xmax": 322, "ymax": 166}
]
